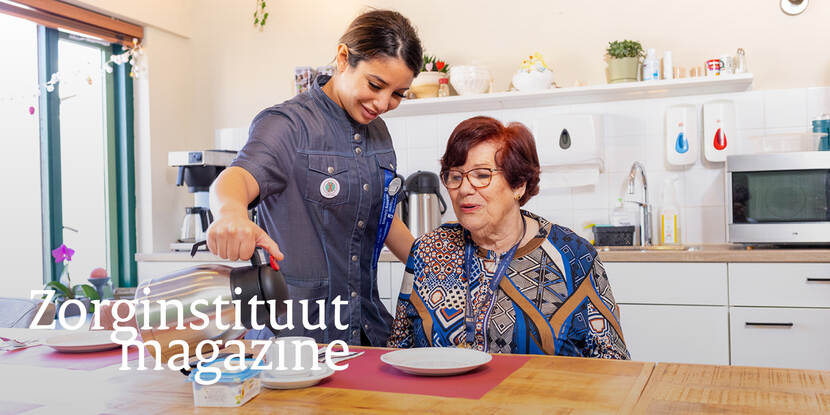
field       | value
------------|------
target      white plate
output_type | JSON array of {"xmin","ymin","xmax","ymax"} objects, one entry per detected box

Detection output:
[
  {"xmin": 43, "ymin": 331, "xmax": 120, "ymax": 353},
  {"xmin": 261, "ymin": 365, "xmax": 335, "ymax": 390},
  {"xmin": 380, "ymin": 347, "xmax": 492, "ymax": 376}
]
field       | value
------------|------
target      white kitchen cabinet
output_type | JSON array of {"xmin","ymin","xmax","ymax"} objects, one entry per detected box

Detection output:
[
  {"xmin": 729, "ymin": 263, "xmax": 830, "ymax": 308},
  {"xmin": 138, "ymin": 253, "xmax": 830, "ymax": 370},
  {"xmin": 376, "ymin": 262, "xmax": 391, "ymax": 301},
  {"xmin": 730, "ymin": 307, "xmax": 830, "ymax": 370},
  {"xmin": 389, "ymin": 262, "xmax": 405, "ymax": 301},
  {"xmin": 618, "ymin": 304, "xmax": 730, "ymax": 365},
  {"xmin": 381, "ymin": 299, "xmax": 393, "ymax": 315},
  {"xmin": 375, "ymin": 261, "xmax": 406, "ymax": 315},
  {"xmin": 600, "ymin": 262, "xmax": 730, "ymax": 365},
  {"xmin": 605, "ymin": 262, "xmax": 727, "ymax": 305}
]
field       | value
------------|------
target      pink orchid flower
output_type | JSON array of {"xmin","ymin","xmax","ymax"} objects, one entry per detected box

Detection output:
[{"xmin": 52, "ymin": 244, "xmax": 75, "ymax": 263}]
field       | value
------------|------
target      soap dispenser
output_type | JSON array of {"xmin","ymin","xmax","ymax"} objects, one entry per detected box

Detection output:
[
  {"xmin": 659, "ymin": 177, "xmax": 680, "ymax": 245},
  {"xmin": 703, "ymin": 100, "xmax": 735, "ymax": 162},
  {"xmin": 665, "ymin": 104, "xmax": 698, "ymax": 166}
]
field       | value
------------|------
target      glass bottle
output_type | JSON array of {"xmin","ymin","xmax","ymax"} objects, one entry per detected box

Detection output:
[
  {"xmin": 735, "ymin": 48, "xmax": 747, "ymax": 74},
  {"xmin": 438, "ymin": 77, "xmax": 450, "ymax": 97}
]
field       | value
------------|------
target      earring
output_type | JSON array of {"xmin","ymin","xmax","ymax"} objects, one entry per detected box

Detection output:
[{"xmin": 514, "ymin": 193, "xmax": 522, "ymax": 200}]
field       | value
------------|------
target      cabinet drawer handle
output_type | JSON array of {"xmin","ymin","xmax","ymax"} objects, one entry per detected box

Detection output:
[
  {"xmin": 745, "ymin": 322, "xmax": 794, "ymax": 328},
  {"xmin": 806, "ymin": 278, "xmax": 830, "ymax": 283}
]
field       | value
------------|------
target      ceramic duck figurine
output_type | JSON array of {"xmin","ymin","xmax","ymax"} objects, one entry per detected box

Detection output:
[{"xmin": 512, "ymin": 52, "xmax": 555, "ymax": 91}]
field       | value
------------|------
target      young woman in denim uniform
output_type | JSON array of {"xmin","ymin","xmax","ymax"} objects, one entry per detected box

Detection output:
[{"xmin": 207, "ymin": 10, "xmax": 422, "ymax": 345}]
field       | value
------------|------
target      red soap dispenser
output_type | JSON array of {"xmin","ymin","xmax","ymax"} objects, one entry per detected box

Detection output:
[{"xmin": 703, "ymin": 100, "xmax": 735, "ymax": 162}]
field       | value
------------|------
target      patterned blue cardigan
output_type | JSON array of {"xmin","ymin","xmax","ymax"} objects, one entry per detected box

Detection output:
[{"xmin": 387, "ymin": 211, "xmax": 630, "ymax": 359}]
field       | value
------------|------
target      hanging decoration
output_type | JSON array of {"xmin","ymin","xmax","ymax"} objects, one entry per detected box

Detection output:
[
  {"xmin": 1, "ymin": 38, "xmax": 145, "ymax": 114},
  {"xmin": 105, "ymin": 38, "xmax": 146, "ymax": 78},
  {"xmin": 253, "ymin": 0, "xmax": 269, "ymax": 30}
]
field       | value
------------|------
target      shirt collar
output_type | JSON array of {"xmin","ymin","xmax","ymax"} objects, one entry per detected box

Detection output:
[{"xmin": 310, "ymin": 74, "xmax": 366, "ymax": 133}]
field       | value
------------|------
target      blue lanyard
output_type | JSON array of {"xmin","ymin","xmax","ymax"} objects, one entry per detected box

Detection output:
[
  {"xmin": 371, "ymin": 170, "xmax": 401, "ymax": 269},
  {"xmin": 462, "ymin": 217, "xmax": 525, "ymax": 348}
]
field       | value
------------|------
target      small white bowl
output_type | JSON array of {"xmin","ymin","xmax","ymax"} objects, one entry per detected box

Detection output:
[
  {"xmin": 512, "ymin": 69, "xmax": 555, "ymax": 92},
  {"xmin": 449, "ymin": 65, "xmax": 492, "ymax": 95}
]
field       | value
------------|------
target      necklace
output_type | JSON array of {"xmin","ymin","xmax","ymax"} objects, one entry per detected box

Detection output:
[
  {"xmin": 491, "ymin": 214, "xmax": 527, "ymax": 259},
  {"xmin": 463, "ymin": 213, "xmax": 527, "ymax": 350}
]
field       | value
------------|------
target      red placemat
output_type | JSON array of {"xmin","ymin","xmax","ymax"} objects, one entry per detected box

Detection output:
[
  {"xmin": 318, "ymin": 348, "xmax": 531, "ymax": 400},
  {"xmin": 0, "ymin": 345, "xmax": 142, "ymax": 370}
]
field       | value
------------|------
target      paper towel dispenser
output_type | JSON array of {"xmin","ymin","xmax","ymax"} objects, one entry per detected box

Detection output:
[{"xmin": 532, "ymin": 114, "xmax": 603, "ymax": 188}]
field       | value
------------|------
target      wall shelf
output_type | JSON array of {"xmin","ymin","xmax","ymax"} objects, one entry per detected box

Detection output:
[{"xmin": 385, "ymin": 73, "xmax": 753, "ymax": 118}]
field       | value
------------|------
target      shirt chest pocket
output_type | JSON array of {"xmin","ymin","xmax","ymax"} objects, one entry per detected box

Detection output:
[
  {"xmin": 304, "ymin": 154, "xmax": 351, "ymax": 206},
  {"xmin": 374, "ymin": 151, "xmax": 398, "ymax": 191}
]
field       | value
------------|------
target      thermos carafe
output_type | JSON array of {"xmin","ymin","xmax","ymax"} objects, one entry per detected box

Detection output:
[
  {"xmin": 135, "ymin": 241, "xmax": 289, "ymax": 361},
  {"xmin": 402, "ymin": 171, "xmax": 447, "ymax": 238}
]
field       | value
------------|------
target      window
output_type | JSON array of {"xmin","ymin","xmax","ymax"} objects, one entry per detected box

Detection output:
[
  {"xmin": 0, "ymin": 9, "xmax": 137, "ymax": 297},
  {"xmin": 0, "ymin": 13, "xmax": 41, "ymax": 298},
  {"xmin": 57, "ymin": 34, "xmax": 112, "ymax": 288}
]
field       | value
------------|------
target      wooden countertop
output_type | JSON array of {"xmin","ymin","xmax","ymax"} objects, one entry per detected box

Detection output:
[
  {"xmin": 595, "ymin": 244, "xmax": 830, "ymax": 263},
  {"xmin": 137, "ymin": 245, "xmax": 830, "ymax": 264},
  {"xmin": 383, "ymin": 244, "xmax": 830, "ymax": 263}
]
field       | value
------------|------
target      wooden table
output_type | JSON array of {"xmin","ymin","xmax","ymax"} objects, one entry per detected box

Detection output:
[
  {"xmin": 0, "ymin": 349, "xmax": 653, "ymax": 414},
  {"xmin": 6, "ymin": 342, "xmax": 830, "ymax": 415},
  {"xmin": 633, "ymin": 362, "xmax": 830, "ymax": 414}
]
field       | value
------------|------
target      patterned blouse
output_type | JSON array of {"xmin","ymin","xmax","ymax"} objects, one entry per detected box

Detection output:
[{"xmin": 387, "ymin": 211, "xmax": 630, "ymax": 359}]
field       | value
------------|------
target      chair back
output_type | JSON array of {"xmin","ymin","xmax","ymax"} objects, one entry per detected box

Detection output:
[{"xmin": 0, "ymin": 298, "xmax": 56, "ymax": 328}]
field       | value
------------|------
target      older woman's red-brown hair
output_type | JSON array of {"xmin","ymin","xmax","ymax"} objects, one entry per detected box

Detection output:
[{"xmin": 440, "ymin": 116, "xmax": 540, "ymax": 206}]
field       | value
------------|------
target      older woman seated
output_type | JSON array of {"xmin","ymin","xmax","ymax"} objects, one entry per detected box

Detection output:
[{"xmin": 387, "ymin": 116, "xmax": 629, "ymax": 359}]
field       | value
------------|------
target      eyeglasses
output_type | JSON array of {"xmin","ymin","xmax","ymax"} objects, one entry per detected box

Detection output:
[{"xmin": 441, "ymin": 168, "xmax": 502, "ymax": 189}]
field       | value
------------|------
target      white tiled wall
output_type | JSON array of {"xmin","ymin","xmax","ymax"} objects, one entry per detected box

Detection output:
[{"xmin": 384, "ymin": 87, "xmax": 830, "ymax": 244}]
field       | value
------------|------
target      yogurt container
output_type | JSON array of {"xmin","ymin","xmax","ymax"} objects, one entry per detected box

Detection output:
[{"xmin": 187, "ymin": 357, "xmax": 262, "ymax": 407}]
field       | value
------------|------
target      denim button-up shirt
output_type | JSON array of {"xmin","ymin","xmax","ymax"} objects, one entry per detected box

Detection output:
[{"xmin": 232, "ymin": 75, "xmax": 396, "ymax": 346}]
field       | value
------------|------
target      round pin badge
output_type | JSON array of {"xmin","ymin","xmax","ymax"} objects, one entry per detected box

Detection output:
[
  {"xmin": 387, "ymin": 177, "xmax": 402, "ymax": 196},
  {"xmin": 320, "ymin": 178, "xmax": 340, "ymax": 198}
]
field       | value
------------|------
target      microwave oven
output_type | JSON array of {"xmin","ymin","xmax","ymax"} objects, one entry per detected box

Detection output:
[{"xmin": 727, "ymin": 151, "xmax": 830, "ymax": 245}]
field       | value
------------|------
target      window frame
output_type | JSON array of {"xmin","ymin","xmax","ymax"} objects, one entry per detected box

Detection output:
[{"xmin": 36, "ymin": 26, "xmax": 137, "ymax": 288}]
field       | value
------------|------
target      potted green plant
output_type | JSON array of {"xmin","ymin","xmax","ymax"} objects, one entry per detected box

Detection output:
[
  {"xmin": 606, "ymin": 40, "xmax": 644, "ymax": 83},
  {"xmin": 45, "ymin": 244, "xmax": 100, "ymax": 316},
  {"xmin": 410, "ymin": 54, "xmax": 449, "ymax": 98}
]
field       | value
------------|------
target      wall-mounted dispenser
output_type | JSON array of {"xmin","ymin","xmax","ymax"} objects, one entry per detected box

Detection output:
[
  {"xmin": 665, "ymin": 104, "xmax": 698, "ymax": 166},
  {"xmin": 532, "ymin": 114, "xmax": 603, "ymax": 189},
  {"xmin": 703, "ymin": 100, "xmax": 735, "ymax": 162}
]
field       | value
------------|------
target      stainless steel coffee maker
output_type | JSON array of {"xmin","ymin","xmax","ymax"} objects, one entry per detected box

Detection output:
[
  {"xmin": 168, "ymin": 150, "xmax": 236, "ymax": 251},
  {"xmin": 398, "ymin": 171, "xmax": 447, "ymax": 238}
]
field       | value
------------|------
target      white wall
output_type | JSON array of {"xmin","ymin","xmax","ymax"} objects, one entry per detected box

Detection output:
[
  {"xmin": 186, "ymin": 0, "xmax": 830, "ymax": 145},
  {"xmin": 135, "ymin": 27, "xmax": 202, "ymax": 253},
  {"xmin": 66, "ymin": 1, "xmax": 830, "ymax": 252},
  {"xmin": 65, "ymin": 0, "xmax": 193, "ymax": 38},
  {"xmin": 71, "ymin": 0, "xmax": 198, "ymax": 254},
  {"xmin": 383, "ymin": 86, "xmax": 830, "ymax": 244}
]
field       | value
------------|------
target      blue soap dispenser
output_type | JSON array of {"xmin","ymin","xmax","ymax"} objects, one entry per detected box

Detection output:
[{"xmin": 665, "ymin": 104, "xmax": 698, "ymax": 166}]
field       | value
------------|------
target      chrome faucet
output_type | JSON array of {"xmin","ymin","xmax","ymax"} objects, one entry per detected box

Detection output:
[{"xmin": 625, "ymin": 161, "xmax": 652, "ymax": 246}]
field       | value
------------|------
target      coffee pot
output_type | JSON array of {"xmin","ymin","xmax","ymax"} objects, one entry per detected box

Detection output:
[
  {"xmin": 135, "ymin": 241, "xmax": 289, "ymax": 361},
  {"xmin": 178, "ymin": 206, "xmax": 213, "ymax": 243},
  {"xmin": 399, "ymin": 171, "xmax": 447, "ymax": 238}
]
